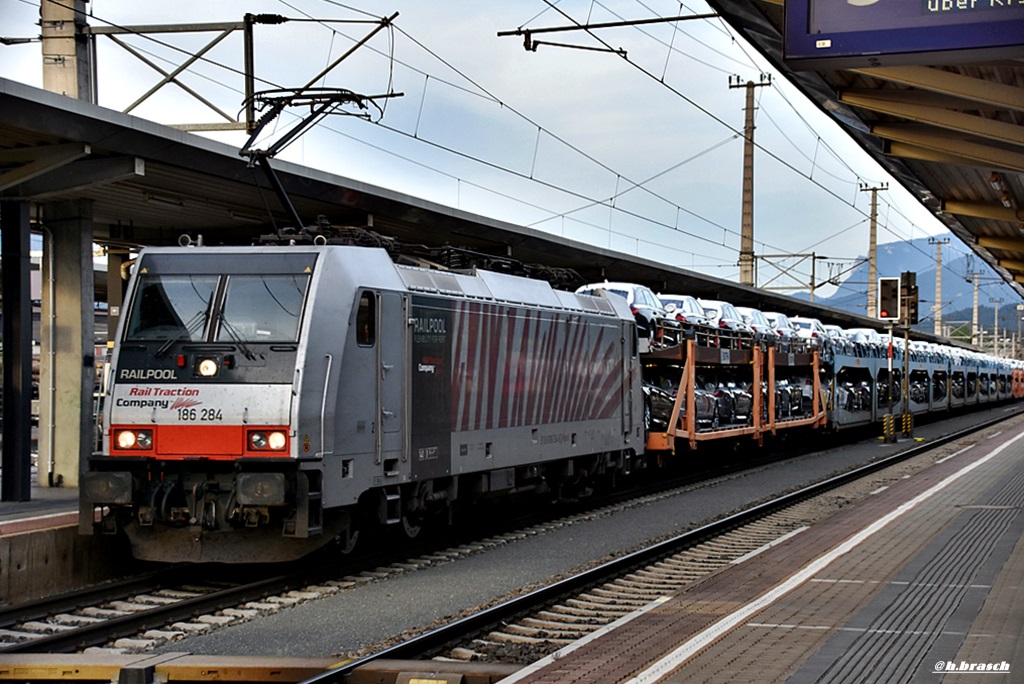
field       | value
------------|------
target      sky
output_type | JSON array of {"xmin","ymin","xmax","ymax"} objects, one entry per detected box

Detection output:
[{"xmin": 0, "ymin": 0, "xmax": 986, "ymax": 300}]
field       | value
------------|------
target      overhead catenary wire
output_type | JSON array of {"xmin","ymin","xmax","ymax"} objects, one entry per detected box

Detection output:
[
  {"xmin": 274, "ymin": 1, "xmax": 758, "ymax": 252},
  {"xmin": 24, "ymin": 0, "xmax": 975, "ymax": 294},
  {"xmin": 59, "ymin": 0, "xmax": 885, "ymax": 266},
  {"xmin": 314, "ymin": 116, "xmax": 740, "ymax": 266},
  {"xmin": 384, "ymin": 20, "xmax": 789, "ymax": 248},
  {"xmin": 684, "ymin": 0, "xmax": 959, "ymax": 265},
  {"xmin": 584, "ymin": 1, "xmax": 993, "ymax": 295},
  {"xmin": 60, "ymin": 0, "xmax": 744, "ymax": 265},
  {"xmin": 279, "ymin": 1, "xmax": 836, "ymax": 263},
  {"xmin": 536, "ymin": 0, "xmax": 942, "ymax": 272}
]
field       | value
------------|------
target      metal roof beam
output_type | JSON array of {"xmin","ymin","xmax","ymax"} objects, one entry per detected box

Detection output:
[
  {"xmin": 0, "ymin": 143, "xmax": 91, "ymax": 192},
  {"xmin": 943, "ymin": 200, "xmax": 1024, "ymax": 223},
  {"xmin": 872, "ymin": 124, "xmax": 1024, "ymax": 173},
  {"xmin": 838, "ymin": 88, "xmax": 998, "ymax": 112},
  {"xmin": 840, "ymin": 90, "xmax": 1024, "ymax": 148},
  {"xmin": 850, "ymin": 66, "xmax": 1024, "ymax": 113},
  {"xmin": 882, "ymin": 140, "xmax": 991, "ymax": 169},
  {"xmin": 977, "ymin": 235, "xmax": 1024, "ymax": 252},
  {"xmin": 997, "ymin": 259, "xmax": 1024, "ymax": 272},
  {"xmin": 6, "ymin": 157, "xmax": 145, "ymax": 200}
]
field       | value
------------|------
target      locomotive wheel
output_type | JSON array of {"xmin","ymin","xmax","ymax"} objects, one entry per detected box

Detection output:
[
  {"xmin": 400, "ymin": 513, "xmax": 423, "ymax": 540},
  {"xmin": 338, "ymin": 526, "xmax": 360, "ymax": 555}
]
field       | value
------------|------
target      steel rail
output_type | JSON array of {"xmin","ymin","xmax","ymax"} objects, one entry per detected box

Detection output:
[
  {"xmin": 0, "ymin": 570, "xmax": 296, "ymax": 654},
  {"xmin": 4, "ymin": 407, "xmax": 1016, "ymax": 659},
  {"xmin": 307, "ymin": 406, "xmax": 1024, "ymax": 684},
  {"xmin": 0, "ymin": 568, "xmax": 184, "ymax": 630},
  {"xmin": 0, "ymin": 445, "xmax": 781, "ymax": 654}
]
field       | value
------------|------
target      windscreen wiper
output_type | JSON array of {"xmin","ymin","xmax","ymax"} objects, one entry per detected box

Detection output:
[
  {"xmin": 216, "ymin": 315, "xmax": 258, "ymax": 361},
  {"xmin": 154, "ymin": 310, "xmax": 207, "ymax": 358}
]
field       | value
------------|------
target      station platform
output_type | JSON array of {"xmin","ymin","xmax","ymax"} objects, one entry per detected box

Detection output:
[
  {"xmin": 503, "ymin": 420, "xmax": 1024, "ymax": 683},
  {"xmin": 0, "ymin": 468, "xmax": 78, "ymax": 535},
  {"xmin": 0, "ymin": 470, "xmax": 127, "ymax": 606}
]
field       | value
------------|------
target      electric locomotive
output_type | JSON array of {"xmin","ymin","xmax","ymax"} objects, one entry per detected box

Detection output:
[{"xmin": 81, "ymin": 245, "xmax": 645, "ymax": 562}]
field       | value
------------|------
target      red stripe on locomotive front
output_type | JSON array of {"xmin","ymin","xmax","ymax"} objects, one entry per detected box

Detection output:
[
  {"xmin": 109, "ymin": 424, "xmax": 290, "ymax": 459},
  {"xmin": 159, "ymin": 425, "xmax": 247, "ymax": 456}
]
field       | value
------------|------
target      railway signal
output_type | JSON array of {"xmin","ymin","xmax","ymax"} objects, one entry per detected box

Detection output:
[
  {"xmin": 901, "ymin": 272, "xmax": 919, "ymax": 326},
  {"xmin": 878, "ymin": 277, "xmax": 901, "ymax": 321}
]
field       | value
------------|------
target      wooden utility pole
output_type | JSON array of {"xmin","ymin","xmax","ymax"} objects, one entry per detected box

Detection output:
[
  {"xmin": 730, "ymin": 74, "xmax": 771, "ymax": 287},
  {"xmin": 860, "ymin": 183, "xmax": 887, "ymax": 318}
]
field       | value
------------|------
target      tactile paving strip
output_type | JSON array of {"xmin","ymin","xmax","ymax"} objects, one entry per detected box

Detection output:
[{"xmin": 789, "ymin": 468, "xmax": 1024, "ymax": 683}]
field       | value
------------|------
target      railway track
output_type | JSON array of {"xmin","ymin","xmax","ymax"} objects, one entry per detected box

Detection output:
[
  {"xmin": 296, "ymin": 409, "xmax": 1021, "ymax": 684},
  {"xmin": 1, "ymin": 408, "xmax": 1015, "ymax": 665},
  {"xmin": 457, "ymin": 495, "xmax": 857, "ymax": 664},
  {"xmin": 0, "ymin": 442, "xmax": 798, "ymax": 656},
  {"xmin": 0, "ymin": 565, "xmax": 343, "ymax": 654}
]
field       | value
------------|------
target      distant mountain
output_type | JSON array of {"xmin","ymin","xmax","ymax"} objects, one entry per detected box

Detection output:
[{"xmin": 799, "ymin": 237, "xmax": 1022, "ymax": 336}]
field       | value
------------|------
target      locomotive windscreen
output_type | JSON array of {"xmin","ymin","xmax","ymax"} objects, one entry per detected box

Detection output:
[
  {"xmin": 125, "ymin": 275, "xmax": 218, "ymax": 341},
  {"xmin": 123, "ymin": 252, "xmax": 315, "ymax": 344},
  {"xmin": 216, "ymin": 275, "xmax": 307, "ymax": 342}
]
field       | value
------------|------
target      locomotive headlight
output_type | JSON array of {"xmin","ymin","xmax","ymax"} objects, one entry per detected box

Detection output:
[
  {"xmin": 248, "ymin": 430, "xmax": 288, "ymax": 452},
  {"xmin": 267, "ymin": 431, "xmax": 287, "ymax": 450},
  {"xmin": 197, "ymin": 358, "xmax": 219, "ymax": 377},
  {"xmin": 114, "ymin": 429, "xmax": 153, "ymax": 450},
  {"xmin": 116, "ymin": 430, "xmax": 136, "ymax": 449}
]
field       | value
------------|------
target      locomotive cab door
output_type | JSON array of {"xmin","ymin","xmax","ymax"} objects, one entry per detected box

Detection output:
[{"xmin": 377, "ymin": 292, "xmax": 408, "ymax": 465}]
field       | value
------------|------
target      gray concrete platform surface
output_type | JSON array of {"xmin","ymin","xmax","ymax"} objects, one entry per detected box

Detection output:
[{"xmin": 504, "ymin": 415, "xmax": 1024, "ymax": 683}]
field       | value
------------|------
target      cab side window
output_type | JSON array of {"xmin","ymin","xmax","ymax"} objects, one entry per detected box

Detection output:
[{"xmin": 356, "ymin": 292, "xmax": 376, "ymax": 347}]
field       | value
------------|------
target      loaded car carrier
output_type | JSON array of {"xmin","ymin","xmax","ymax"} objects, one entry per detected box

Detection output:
[{"xmin": 642, "ymin": 330, "xmax": 827, "ymax": 453}]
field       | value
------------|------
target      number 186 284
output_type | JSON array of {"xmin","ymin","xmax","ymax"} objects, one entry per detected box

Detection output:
[{"xmin": 177, "ymin": 407, "xmax": 223, "ymax": 421}]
